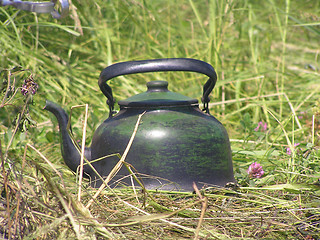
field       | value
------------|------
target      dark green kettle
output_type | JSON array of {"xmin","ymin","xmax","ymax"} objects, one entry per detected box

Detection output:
[{"xmin": 45, "ymin": 58, "xmax": 235, "ymax": 191}]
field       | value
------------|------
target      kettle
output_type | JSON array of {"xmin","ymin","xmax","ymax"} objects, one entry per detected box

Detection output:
[{"xmin": 44, "ymin": 58, "xmax": 235, "ymax": 191}]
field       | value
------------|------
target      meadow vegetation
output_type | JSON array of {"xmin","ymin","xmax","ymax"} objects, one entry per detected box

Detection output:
[{"xmin": 1, "ymin": 0, "xmax": 320, "ymax": 239}]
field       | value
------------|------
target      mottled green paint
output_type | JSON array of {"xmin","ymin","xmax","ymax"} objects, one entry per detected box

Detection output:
[
  {"xmin": 91, "ymin": 106, "xmax": 234, "ymax": 190},
  {"xmin": 118, "ymin": 81, "xmax": 198, "ymax": 107}
]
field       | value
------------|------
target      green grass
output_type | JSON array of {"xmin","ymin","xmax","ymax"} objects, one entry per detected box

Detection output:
[{"xmin": 1, "ymin": 0, "xmax": 320, "ymax": 239}]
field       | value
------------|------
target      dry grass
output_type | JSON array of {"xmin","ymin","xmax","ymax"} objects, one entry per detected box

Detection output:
[
  {"xmin": 1, "ymin": 141, "xmax": 319, "ymax": 239},
  {"xmin": 1, "ymin": 0, "xmax": 320, "ymax": 239}
]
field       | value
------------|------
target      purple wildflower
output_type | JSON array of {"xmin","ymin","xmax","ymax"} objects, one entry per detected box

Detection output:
[
  {"xmin": 286, "ymin": 143, "xmax": 300, "ymax": 155},
  {"xmin": 247, "ymin": 162, "xmax": 264, "ymax": 178},
  {"xmin": 298, "ymin": 111, "xmax": 306, "ymax": 120},
  {"xmin": 254, "ymin": 121, "xmax": 267, "ymax": 132},
  {"xmin": 21, "ymin": 76, "xmax": 38, "ymax": 96}
]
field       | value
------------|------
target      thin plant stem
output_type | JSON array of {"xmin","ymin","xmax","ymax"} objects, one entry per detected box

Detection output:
[
  {"xmin": 4, "ymin": 94, "xmax": 32, "ymax": 161},
  {"xmin": 86, "ymin": 111, "xmax": 145, "ymax": 209},
  {"xmin": 68, "ymin": 104, "xmax": 89, "ymax": 202}
]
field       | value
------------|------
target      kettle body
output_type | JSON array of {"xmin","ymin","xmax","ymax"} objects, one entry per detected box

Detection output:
[{"xmin": 45, "ymin": 58, "xmax": 235, "ymax": 191}]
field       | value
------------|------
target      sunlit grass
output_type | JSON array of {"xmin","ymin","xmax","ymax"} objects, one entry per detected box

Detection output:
[{"xmin": 1, "ymin": 0, "xmax": 320, "ymax": 239}]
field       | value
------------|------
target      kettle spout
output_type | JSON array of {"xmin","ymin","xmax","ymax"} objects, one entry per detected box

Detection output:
[{"xmin": 44, "ymin": 100, "xmax": 92, "ymax": 175}]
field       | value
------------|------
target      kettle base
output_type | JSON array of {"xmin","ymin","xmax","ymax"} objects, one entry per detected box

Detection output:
[{"xmin": 90, "ymin": 174, "xmax": 236, "ymax": 192}]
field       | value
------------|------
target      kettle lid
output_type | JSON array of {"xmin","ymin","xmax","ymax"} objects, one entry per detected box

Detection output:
[{"xmin": 118, "ymin": 81, "xmax": 198, "ymax": 108}]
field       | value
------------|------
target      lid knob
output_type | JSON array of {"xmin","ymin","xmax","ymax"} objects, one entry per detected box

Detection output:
[{"xmin": 147, "ymin": 81, "xmax": 169, "ymax": 92}]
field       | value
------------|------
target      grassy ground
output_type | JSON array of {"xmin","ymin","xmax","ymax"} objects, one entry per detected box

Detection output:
[{"xmin": 1, "ymin": 0, "xmax": 320, "ymax": 239}]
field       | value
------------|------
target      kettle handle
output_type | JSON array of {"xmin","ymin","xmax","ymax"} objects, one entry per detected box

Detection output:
[{"xmin": 99, "ymin": 58, "xmax": 217, "ymax": 115}]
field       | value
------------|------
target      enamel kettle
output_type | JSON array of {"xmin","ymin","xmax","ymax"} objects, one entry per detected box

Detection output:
[{"xmin": 45, "ymin": 58, "xmax": 235, "ymax": 191}]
